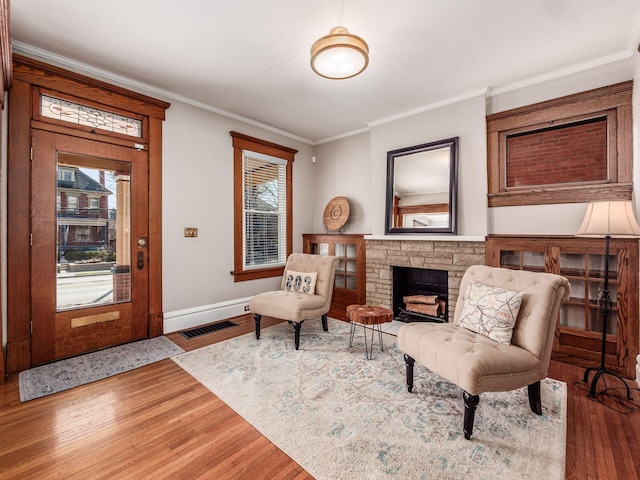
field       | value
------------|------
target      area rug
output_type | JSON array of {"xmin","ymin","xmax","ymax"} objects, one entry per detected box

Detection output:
[
  {"xmin": 172, "ymin": 319, "xmax": 566, "ymax": 480},
  {"xmin": 19, "ymin": 336, "xmax": 184, "ymax": 402}
]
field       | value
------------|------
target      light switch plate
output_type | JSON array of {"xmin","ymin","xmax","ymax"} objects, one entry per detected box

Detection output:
[{"xmin": 184, "ymin": 227, "xmax": 198, "ymax": 238}]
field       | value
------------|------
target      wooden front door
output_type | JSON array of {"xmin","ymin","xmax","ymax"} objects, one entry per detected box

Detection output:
[{"xmin": 30, "ymin": 130, "xmax": 150, "ymax": 364}]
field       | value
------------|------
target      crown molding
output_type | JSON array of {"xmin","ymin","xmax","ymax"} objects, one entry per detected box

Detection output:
[
  {"xmin": 11, "ymin": 41, "xmax": 315, "ymax": 146},
  {"xmin": 487, "ymin": 50, "xmax": 633, "ymax": 97}
]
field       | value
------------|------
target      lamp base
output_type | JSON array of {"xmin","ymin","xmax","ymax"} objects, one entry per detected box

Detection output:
[{"xmin": 583, "ymin": 365, "xmax": 632, "ymax": 399}]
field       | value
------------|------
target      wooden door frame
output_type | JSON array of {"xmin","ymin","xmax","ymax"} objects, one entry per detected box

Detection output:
[
  {"xmin": 5, "ymin": 55, "xmax": 169, "ymax": 375},
  {"xmin": 0, "ymin": 0, "xmax": 12, "ymax": 381}
]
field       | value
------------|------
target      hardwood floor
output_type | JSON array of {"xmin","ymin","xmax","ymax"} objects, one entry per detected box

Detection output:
[{"xmin": 1, "ymin": 314, "xmax": 639, "ymax": 479}]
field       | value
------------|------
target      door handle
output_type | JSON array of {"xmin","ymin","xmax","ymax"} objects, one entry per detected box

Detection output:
[{"xmin": 137, "ymin": 251, "xmax": 144, "ymax": 270}]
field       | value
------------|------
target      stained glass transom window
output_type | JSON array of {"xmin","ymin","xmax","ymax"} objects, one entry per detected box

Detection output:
[{"xmin": 40, "ymin": 94, "xmax": 142, "ymax": 138}]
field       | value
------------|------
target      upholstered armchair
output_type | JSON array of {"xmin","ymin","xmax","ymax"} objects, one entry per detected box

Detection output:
[
  {"xmin": 250, "ymin": 253, "xmax": 339, "ymax": 350},
  {"xmin": 398, "ymin": 265, "xmax": 570, "ymax": 439}
]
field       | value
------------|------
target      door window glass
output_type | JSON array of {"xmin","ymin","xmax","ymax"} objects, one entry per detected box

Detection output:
[{"xmin": 56, "ymin": 154, "xmax": 132, "ymax": 310}]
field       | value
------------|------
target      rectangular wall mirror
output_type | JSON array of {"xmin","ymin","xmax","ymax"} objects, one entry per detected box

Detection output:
[{"xmin": 385, "ymin": 137, "xmax": 458, "ymax": 234}]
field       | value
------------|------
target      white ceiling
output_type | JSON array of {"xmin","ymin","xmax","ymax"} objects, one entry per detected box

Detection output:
[{"xmin": 10, "ymin": 0, "xmax": 640, "ymax": 144}]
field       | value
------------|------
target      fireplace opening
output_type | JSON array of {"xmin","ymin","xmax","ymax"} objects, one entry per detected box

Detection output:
[{"xmin": 392, "ymin": 266, "xmax": 448, "ymax": 323}]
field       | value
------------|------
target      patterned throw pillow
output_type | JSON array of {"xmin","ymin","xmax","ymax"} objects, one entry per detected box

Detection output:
[
  {"xmin": 456, "ymin": 282, "xmax": 524, "ymax": 345},
  {"xmin": 284, "ymin": 270, "xmax": 318, "ymax": 295}
]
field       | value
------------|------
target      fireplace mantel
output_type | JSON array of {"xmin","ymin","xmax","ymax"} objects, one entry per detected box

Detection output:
[{"xmin": 366, "ymin": 235, "xmax": 486, "ymax": 242}]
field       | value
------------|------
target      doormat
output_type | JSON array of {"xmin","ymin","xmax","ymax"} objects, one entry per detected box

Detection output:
[
  {"xmin": 19, "ymin": 336, "xmax": 184, "ymax": 402},
  {"xmin": 180, "ymin": 320, "xmax": 238, "ymax": 339}
]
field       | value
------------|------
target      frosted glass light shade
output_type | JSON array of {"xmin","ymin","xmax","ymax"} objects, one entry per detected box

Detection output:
[
  {"xmin": 310, "ymin": 27, "xmax": 369, "ymax": 79},
  {"xmin": 577, "ymin": 200, "xmax": 640, "ymax": 237}
]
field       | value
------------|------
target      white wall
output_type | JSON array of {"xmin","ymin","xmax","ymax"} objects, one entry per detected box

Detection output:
[
  {"xmin": 314, "ymin": 94, "xmax": 488, "ymax": 238},
  {"xmin": 312, "ymin": 132, "xmax": 371, "ymax": 233},
  {"xmin": 369, "ymin": 94, "xmax": 488, "ymax": 236},
  {"xmin": 161, "ymin": 101, "xmax": 315, "ymax": 332},
  {"xmin": 315, "ymin": 58, "xmax": 637, "ymax": 241}
]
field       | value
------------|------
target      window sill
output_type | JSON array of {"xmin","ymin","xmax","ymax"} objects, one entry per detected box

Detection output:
[
  {"xmin": 488, "ymin": 182, "xmax": 632, "ymax": 207},
  {"xmin": 231, "ymin": 265, "xmax": 285, "ymax": 282}
]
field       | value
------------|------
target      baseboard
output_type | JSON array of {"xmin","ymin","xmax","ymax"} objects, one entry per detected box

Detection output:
[{"xmin": 163, "ymin": 297, "xmax": 253, "ymax": 334}]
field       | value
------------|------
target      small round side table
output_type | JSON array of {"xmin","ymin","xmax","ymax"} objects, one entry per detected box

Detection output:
[{"xmin": 346, "ymin": 304, "xmax": 393, "ymax": 360}]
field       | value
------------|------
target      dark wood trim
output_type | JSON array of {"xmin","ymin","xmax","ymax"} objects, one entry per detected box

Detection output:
[
  {"xmin": 397, "ymin": 203, "xmax": 449, "ymax": 215},
  {"xmin": 6, "ymin": 60, "xmax": 169, "ymax": 374},
  {"xmin": 488, "ymin": 183, "xmax": 633, "ymax": 207},
  {"xmin": 230, "ymin": 131, "xmax": 297, "ymax": 282},
  {"xmin": 485, "ymin": 234, "xmax": 639, "ymax": 378},
  {"xmin": 231, "ymin": 266, "xmax": 286, "ymax": 282},
  {"xmin": 6, "ymin": 79, "xmax": 32, "ymax": 374},
  {"xmin": 0, "ymin": 0, "xmax": 11, "ymax": 381},
  {"xmin": 486, "ymin": 81, "xmax": 633, "ymax": 207},
  {"xmin": 148, "ymin": 117, "xmax": 164, "ymax": 337},
  {"xmin": 486, "ymin": 81, "xmax": 633, "ymax": 126},
  {"xmin": 31, "ymin": 120, "xmax": 147, "ymax": 149},
  {"xmin": 230, "ymin": 130, "xmax": 298, "ymax": 156},
  {"xmin": 13, "ymin": 54, "xmax": 170, "ymax": 120}
]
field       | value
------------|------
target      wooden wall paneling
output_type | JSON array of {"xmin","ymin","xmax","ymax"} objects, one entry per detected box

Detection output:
[
  {"xmin": 486, "ymin": 235, "xmax": 639, "ymax": 378},
  {"xmin": 148, "ymin": 117, "xmax": 163, "ymax": 337},
  {"xmin": 617, "ymin": 104, "xmax": 633, "ymax": 181},
  {"xmin": 486, "ymin": 81, "xmax": 633, "ymax": 207},
  {"xmin": 30, "ymin": 130, "xmax": 58, "ymax": 363},
  {"xmin": 6, "ymin": 79, "xmax": 32, "ymax": 374},
  {"xmin": 0, "ymin": 0, "xmax": 13, "ymax": 381}
]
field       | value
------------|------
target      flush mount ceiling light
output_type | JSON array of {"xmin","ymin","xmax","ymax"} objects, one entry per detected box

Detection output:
[{"xmin": 310, "ymin": 26, "xmax": 369, "ymax": 80}]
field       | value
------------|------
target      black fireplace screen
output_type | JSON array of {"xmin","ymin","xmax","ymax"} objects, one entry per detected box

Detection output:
[{"xmin": 392, "ymin": 266, "xmax": 448, "ymax": 322}]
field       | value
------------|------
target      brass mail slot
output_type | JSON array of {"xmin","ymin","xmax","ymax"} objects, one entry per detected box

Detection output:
[{"xmin": 71, "ymin": 311, "xmax": 120, "ymax": 328}]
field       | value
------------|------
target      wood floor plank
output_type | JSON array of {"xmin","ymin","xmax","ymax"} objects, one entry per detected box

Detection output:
[{"xmin": 1, "ymin": 313, "xmax": 639, "ymax": 479}]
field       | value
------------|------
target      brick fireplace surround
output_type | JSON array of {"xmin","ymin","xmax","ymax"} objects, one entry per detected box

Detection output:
[{"xmin": 366, "ymin": 238, "xmax": 486, "ymax": 321}]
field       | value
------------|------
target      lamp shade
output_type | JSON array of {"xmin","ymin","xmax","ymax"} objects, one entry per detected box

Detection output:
[
  {"xmin": 310, "ymin": 27, "xmax": 369, "ymax": 79},
  {"xmin": 576, "ymin": 200, "xmax": 640, "ymax": 237}
]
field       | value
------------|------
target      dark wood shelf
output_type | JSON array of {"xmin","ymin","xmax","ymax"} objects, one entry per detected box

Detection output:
[
  {"xmin": 303, "ymin": 233, "xmax": 367, "ymax": 320},
  {"xmin": 486, "ymin": 234, "xmax": 639, "ymax": 379}
]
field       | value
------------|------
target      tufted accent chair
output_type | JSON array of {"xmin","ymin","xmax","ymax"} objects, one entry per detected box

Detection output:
[
  {"xmin": 250, "ymin": 253, "xmax": 339, "ymax": 350},
  {"xmin": 398, "ymin": 264, "xmax": 570, "ymax": 439}
]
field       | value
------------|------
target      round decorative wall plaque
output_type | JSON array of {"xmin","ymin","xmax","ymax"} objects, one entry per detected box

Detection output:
[{"xmin": 323, "ymin": 196, "xmax": 350, "ymax": 231}]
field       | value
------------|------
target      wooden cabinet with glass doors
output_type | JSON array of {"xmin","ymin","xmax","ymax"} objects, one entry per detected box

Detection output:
[
  {"xmin": 302, "ymin": 234, "xmax": 366, "ymax": 321},
  {"xmin": 486, "ymin": 235, "xmax": 639, "ymax": 378}
]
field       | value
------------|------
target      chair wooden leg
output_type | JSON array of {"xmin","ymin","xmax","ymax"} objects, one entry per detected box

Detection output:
[
  {"xmin": 404, "ymin": 354, "xmax": 415, "ymax": 393},
  {"xmin": 254, "ymin": 314, "xmax": 261, "ymax": 340},
  {"xmin": 463, "ymin": 391, "xmax": 480, "ymax": 440},
  {"xmin": 528, "ymin": 381, "xmax": 542, "ymax": 415},
  {"xmin": 321, "ymin": 314, "xmax": 328, "ymax": 331},
  {"xmin": 293, "ymin": 321, "xmax": 302, "ymax": 350}
]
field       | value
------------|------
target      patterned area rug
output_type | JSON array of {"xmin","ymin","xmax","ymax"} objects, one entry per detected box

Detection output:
[
  {"xmin": 173, "ymin": 319, "xmax": 566, "ymax": 480},
  {"xmin": 19, "ymin": 336, "xmax": 184, "ymax": 402}
]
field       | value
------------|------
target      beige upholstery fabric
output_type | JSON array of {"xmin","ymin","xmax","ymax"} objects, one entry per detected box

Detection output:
[
  {"xmin": 398, "ymin": 265, "xmax": 570, "ymax": 396},
  {"xmin": 249, "ymin": 253, "xmax": 338, "ymax": 323}
]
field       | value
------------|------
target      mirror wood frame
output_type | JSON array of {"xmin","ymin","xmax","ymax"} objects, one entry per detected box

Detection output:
[{"xmin": 385, "ymin": 137, "xmax": 458, "ymax": 235}]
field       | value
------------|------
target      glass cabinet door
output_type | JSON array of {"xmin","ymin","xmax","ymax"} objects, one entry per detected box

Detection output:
[
  {"xmin": 486, "ymin": 235, "xmax": 638, "ymax": 378},
  {"xmin": 334, "ymin": 242, "xmax": 357, "ymax": 290}
]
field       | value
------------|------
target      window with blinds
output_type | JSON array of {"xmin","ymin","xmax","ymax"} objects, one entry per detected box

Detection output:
[
  {"xmin": 242, "ymin": 151, "xmax": 287, "ymax": 268},
  {"xmin": 231, "ymin": 131, "xmax": 296, "ymax": 282}
]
